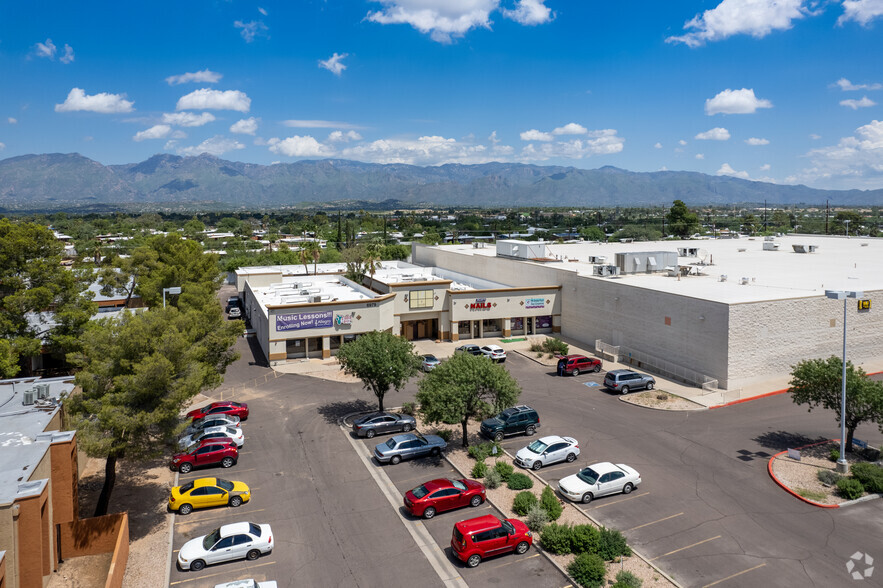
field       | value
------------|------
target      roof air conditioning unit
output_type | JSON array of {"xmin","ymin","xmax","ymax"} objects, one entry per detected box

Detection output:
[
  {"xmin": 37, "ymin": 384, "xmax": 49, "ymax": 399},
  {"xmin": 740, "ymin": 277, "xmax": 750, "ymax": 285},
  {"xmin": 23, "ymin": 389, "xmax": 36, "ymax": 406},
  {"xmin": 719, "ymin": 275, "xmax": 728, "ymax": 282},
  {"xmin": 300, "ymin": 290, "xmax": 311, "ymax": 295},
  {"xmin": 310, "ymin": 295, "xmax": 322, "ymax": 303},
  {"xmin": 593, "ymin": 265, "xmax": 609, "ymax": 276}
]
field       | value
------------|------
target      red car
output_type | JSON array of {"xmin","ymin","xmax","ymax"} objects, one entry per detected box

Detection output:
[
  {"xmin": 170, "ymin": 439, "xmax": 239, "ymax": 474},
  {"xmin": 187, "ymin": 401, "xmax": 249, "ymax": 421},
  {"xmin": 404, "ymin": 478, "xmax": 486, "ymax": 519},
  {"xmin": 556, "ymin": 354, "xmax": 602, "ymax": 376},
  {"xmin": 451, "ymin": 514, "xmax": 532, "ymax": 568}
]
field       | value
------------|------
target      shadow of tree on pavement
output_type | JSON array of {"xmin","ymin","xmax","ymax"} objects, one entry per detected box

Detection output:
[
  {"xmin": 753, "ymin": 431, "xmax": 828, "ymax": 452},
  {"xmin": 317, "ymin": 399, "xmax": 376, "ymax": 425}
]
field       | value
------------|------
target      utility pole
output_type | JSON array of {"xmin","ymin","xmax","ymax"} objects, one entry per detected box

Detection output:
[{"xmin": 825, "ymin": 200, "xmax": 829, "ymax": 235}]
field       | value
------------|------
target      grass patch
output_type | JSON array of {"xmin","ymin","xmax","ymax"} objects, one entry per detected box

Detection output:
[
  {"xmin": 795, "ymin": 487, "xmax": 826, "ymax": 501},
  {"xmin": 500, "ymin": 337, "xmax": 527, "ymax": 343}
]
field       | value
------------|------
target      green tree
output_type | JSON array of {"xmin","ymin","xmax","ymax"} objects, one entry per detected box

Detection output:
[
  {"xmin": 741, "ymin": 214, "xmax": 760, "ymax": 235},
  {"xmin": 788, "ymin": 356, "xmax": 883, "ymax": 451},
  {"xmin": 336, "ymin": 331, "xmax": 421, "ymax": 411},
  {"xmin": 579, "ymin": 226, "xmax": 606, "ymax": 241},
  {"xmin": 416, "ymin": 352, "xmax": 521, "ymax": 447},
  {"xmin": 611, "ymin": 225, "xmax": 662, "ymax": 242},
  {"xmin": 66, "ymin": 305, "xmax": 242, "ymax": 516},
  {"xmin": 665, "ymin": 200, "xmax": 699, "ymax": 238}
]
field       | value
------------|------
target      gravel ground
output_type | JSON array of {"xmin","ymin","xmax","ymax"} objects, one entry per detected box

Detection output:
[
  {"xmin": 620, "ymin": 389, "xmax": 704, "ymax": 411},
  {"xmin": 771, "ymin": 441, "xmax": 878, "ymax": 505}
]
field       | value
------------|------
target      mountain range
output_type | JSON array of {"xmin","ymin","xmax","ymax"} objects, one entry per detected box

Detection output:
[{"xmin": 1, "ymin": 152, "xmax": 882, "ymax": 212}]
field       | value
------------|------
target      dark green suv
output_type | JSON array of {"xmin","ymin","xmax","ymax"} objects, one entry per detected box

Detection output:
[{"xmin": 480, "ymin": 405, "xmax": 540, "ymax": 441}]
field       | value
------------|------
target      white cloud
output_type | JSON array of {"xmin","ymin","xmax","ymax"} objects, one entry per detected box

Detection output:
[
  {"xmin": 695, "ymin": 127, "xmax": 731, "ymax": 141},
  {"xmin": 283, "ymin": 119, "xmax": 362, "ymax": 129},
  {"xmin": 166, "ymin": 70, "xmax": 223, "ymax": 85},
  {"xmin": 695, "ymin": 153, "xmax": 705, "ymax": 159},
  {"xmin": 328, "ymin": 130, "xmax": 362, "ymax": 142},
  {"xmin": 162, "ymin": 112, "xmax": 216, "ymax": 127},
  {"xmin": 230, "ymin": 117, "xmax": 259, "ymax": 135},
  {"xmin": 234, "ymin": 20, "xmax": 268, "ymax": 42},
  {"xmin": 0, "ymin": 142, "xmax": 5, "ymax": 150},
  {"xmin": 654, "ymin": 142, "xmax": 662, "ymax": 149},
  {"xmin": 258, "ymin": 7, "xmax": 268, "ymax": 16},
  {"xmin": 518, "ymin": 130, "xmax": 624, "ymax": 161},
  {"xmin": 134, "ymin": 125, "xmax": 172, "ymax": 141},
  {"xmin": 176, "ymin": 89, "xmax": 250, "ymax": 112},
  {"xmin": 745, "ymin": 137, "xmax": 770, "ymax": 145},
  {"xmin": 840, "ymin": 96, "xmax": 877, "ymax": 109},
  {"xmin": 502, "ymin": 0, "xmax": 554, "ymax": 25},
  {"xmin": 520, "ymin": 129, "xmax": 554, "ymax": 142},
  {"xmin": 552, "ymin": 123, "xmax": 588, "ymax": 136},
  {"xmin": 679, "ymin": 140, "xmax": 688, "ymax": 146},
  {"xmin": 810, "ymin": 133, "xmax": 822, "ymax": 140},
  {"xmin": 760, "ymin": 163, "xmax": 771, "ymax": 171},
  {"xmin": 8, "ymin": 118, "xmax": 17, "ymax": 124},
  {"xmin": 177, "ymin": 135, "xmax": 245, "ymax": 157},
  {"xmin": 342, "ymin": 135, "xmax": 501, "ymax": 164},
  {"xmin": 799, "ymin": 120, "xmax": 883, "ymax": 187},
  {"xmin": 716, "ymin": 163, "xmax": 750, "ymax": 179},
  {"xmin": 839, "ymin": 0, "xmax": 883, "ymax": 25},
  {"xmin": 60, "ymin": 44, "xmax": 74, "ymax": 64},
  {"xmin": 834, "ymin": 77, "xmax": 882, "ymax": 91},
  {"xmin": 268, "ymin": 135, "xmax": 334, "ymax": 158},
  {"xmin": 319, "ymin": 53, "xmax": 348, "ymax": 76},
  {"xmin": 705, "ymin": 88, "xmax": 773, "ymax": 115},
  {"xmin": 667, "ymin": 0, "xmax": 809, "ymax": 47},
  {"xmin": 34, "ymin": 39, "xmax": 56, "ymax": 59},
  {"xmin": 366, "ymin": 0, "xmax": 498, "ymax": 43},
  {"xmin": 55, "ymin": 88, "xmax": 134, "ymax": 113}
]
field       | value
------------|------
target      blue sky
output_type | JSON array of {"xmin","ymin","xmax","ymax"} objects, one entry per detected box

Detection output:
[{"xmin": 1, "ymin": 1, "xmax": 883, "ymax": 189}]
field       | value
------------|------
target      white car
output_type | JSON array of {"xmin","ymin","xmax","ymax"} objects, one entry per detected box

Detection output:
[
  {"xmin": 480, "ymin": 345, "xmax": 507, "ymax": 363},
  {"xmin": 214, "ymin": 580, "xmax": 278, "ymax": 588},
  {"xmin": 557, "ymin": 462, "xmax": 642, "ymax": 504},
  {"xmin": 178, "ymin": 522, "xmax": 273, "ymax": 571},
  {"xmin": 179, "ymin": 425, "xmax": 244, "ymax": 449},
  {"xmin": 184, "ymin": 414, "xmax": 241, "ymax": 436},
  {"xmin": 514, "ymin": 435, "xmax": 579, "ymax": 470}
]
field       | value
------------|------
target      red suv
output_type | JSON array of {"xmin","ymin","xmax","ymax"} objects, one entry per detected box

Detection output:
[
  {"xmin": 556, "ymin": 354, "xmax": 602, "ymax": 376},
  {"xmin": 187, "ymin": 401, "xmax": 249, "ymax": 421},
  {"xmin": 451, "ymin": 514, "xmax": 532, "ymax": 568},
  {"xmin": 170, "ymin": 439, "xmax": 239, "ymax": 473},
  {"xmin": 404, "ymin": 478, "xmax": 486, "ymax": 519}
]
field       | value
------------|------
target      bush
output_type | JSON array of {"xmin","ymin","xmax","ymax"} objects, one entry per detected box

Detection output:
[
  {"xmin": 567, "ymin": 552, "xmax": 606, "ymax": 588},
  {"xmin": 543, "ymin": 337, "xmax": 569, "ymax": 356},
  {"xmin": 508, "ymin": 472, "xmax": 534, "ymax": 490},
  {"xmin": 614, "ymin": 570, "xmax": 643, "ymax": 588},
  {"xmin": 850, "ymin": 462, "xmax": 883, "ymax": 493},
  {"xmin": 837, "ymin": 477, "xmax": 864, "ymax": 500},
  {"xmin": 494, "ymin": 460, "xmax": 514, "ymax": 483},
  {"xmin": 525, "ymin": 503, "xmax": 550, "ymax": 532},
  {"xmin": 484, "ymin": 469, "xmax": 503, "ymax": 489},
  {"xmin": 468, "ymin": 441, "xmax": 502, "ymax": 461},
  {"xmin": 513, "ymin": 491, "xmax": 538, "ymax": 516},
  {"xmin": 570, "ymin": 524, "xmax": 601, "ymax": 554},
  {"xmin": 540, "ymin": 523, "xmax": 573, "ymax": 555},
  {"xmin": 435, "ymin": 429, "xmax": 453, "ymax": 442},
  {"xmin": 529, "ymin": 341, "xmax": 543, "ymax": 353},
  {"xmin": 401, "ymin": 402, "xmax": 416, "ymax": 416},
  {"xmin": 597, "ymin": 527, "xmax": 632, "ymax": 561},
  {"xmin": 830, "ymin": 448, "xmax": 840, "ymax": 462},
  {"xmin": 471, "ymin": 461, "xmax": 488, "ymax": 479},
  {"xmin": 816, "ymin": 469, "xmax": 841, "ymax": 486},
  {"xmin": 540, "ymin": 485, "xmax": 563, "ymax": 521}
]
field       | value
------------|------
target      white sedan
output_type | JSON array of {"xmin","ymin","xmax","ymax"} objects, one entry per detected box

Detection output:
[
  {"xmin": 557, "ymin": 462, "xmax": 642, "ymax": 504},
  {"xmin": 214, "ymin": 581, "xmax": 278, "ymax": 588},
  {"xmin": 480, "ymin": 345, "xmax": 507, "ymax": 362},
  {"xmin": 514, "ymin": 435, "xmax": 579, "ymax": 470},
  {"xmin": 179, "ymin": 425, "xmax": 244, "ymax": 449},
  {"xmin": 178, "ymin": 522, "xmax": 273, "ymax": 571}
]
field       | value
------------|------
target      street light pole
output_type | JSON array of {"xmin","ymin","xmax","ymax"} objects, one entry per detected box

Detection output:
[
  {"xmin": 825, "ymin": 288, "xmax": 863, "ymax": 474},
  {"xmin": 162, "ymin": 286, "xmax": 182, "ymax": 308}
]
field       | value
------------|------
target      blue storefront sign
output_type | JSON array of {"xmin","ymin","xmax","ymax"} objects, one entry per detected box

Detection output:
[
  {"xmin": 276, "ymin": 310, "xmax": 333, "ymax": 331},
  {"xmin": 525, "ymin": 297, "xmax": 545, "ymax": 309}
]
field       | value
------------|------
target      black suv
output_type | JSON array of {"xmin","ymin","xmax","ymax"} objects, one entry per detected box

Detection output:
[{"xmin": 480, "ymin": 405, "xmax": 540, "ymax": 441}]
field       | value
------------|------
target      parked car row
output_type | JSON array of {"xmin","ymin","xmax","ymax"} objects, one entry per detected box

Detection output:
[{"xmin": 171, "ymin": 402, "xmax": 249, "ymax": 474}]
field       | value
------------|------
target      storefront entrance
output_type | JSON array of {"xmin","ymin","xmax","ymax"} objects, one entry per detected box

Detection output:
[{"xmin": 402, "ymin": 319, "xmax": 438, "ymax": 340}]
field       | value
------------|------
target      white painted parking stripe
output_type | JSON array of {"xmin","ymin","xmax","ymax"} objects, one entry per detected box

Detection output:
[
  {"xmin": 702, "ymin": 563, "xmax": 766, "ymax": 588},
  {"xmin": 627, "ymin": 512, "xmax": 684, "ymax": 532}
]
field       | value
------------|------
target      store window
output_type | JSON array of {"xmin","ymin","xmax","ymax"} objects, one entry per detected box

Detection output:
[
  {"xmin": 483, "ymin": 318, "xmax": 501, "ymax": 333},
  {"xmin": 512, "ymin": 317, "xmax": 524, "ymax": 331},
  {"xmin": 409, "ymin": 289, "xmax": 434, "ymax": 309},
  {"xmin": 536, "ymin": 315, "xmax": 552, "ymax": 329},
  {"xmin": 458, "ymin": 321, "xmax": 471, "ymax": 335}
]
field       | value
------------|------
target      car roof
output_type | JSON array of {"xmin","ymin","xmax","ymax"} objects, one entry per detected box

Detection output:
[
  {"xmin": 535, "ymin": 435, "xmax": 570, "ymax": 445},
  {"xmin": 455, "ymin": 514, "xmax": 502, "ymax": 533},
  {"xmin": 584, "ymin": 462, "xmax": 621, "ymax": 475},
  {"xmin": 482, "ymin": 344, "xmax": 503, "ymax": 350},
  {"xmin": 219, "ymin": 521, "xmax": 256, "ymax": 537},
  {"xmin": 190, "ymin": 438, "xmax": 237, "ymax": 449},
  {"xmin": 560, "ymin": 354, "xmax": 588, "ymax": 360},
  {"xmin": 423, "ymin": 354, "xmax": 438, "ymax": 360},
  {"xmin": 606, "ymin": 369, "xmax": 638, "ymax": 376},
  {"xmin": 190, "ymin": 477, "xmax": 222, "ymax": 488},
  {"xmin": 390, "ymin": 433, "xmax": 418, "ymax": 443},
  {"xmin": 422, "ymin": 478, "xmax": 455, "ymax": 492}
]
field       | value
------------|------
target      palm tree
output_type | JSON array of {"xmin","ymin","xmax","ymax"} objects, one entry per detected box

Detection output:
[{"xmin": 303, "ymin": 241, "xmax": 322, "ymax": 274}]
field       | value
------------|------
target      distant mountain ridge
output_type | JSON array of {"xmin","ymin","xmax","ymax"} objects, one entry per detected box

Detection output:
[{"xmin": 1, "ymin": 152, "xmax": 881, "ymax": 211}]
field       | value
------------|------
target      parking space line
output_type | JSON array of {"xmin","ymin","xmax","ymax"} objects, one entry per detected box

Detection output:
[
  {"xmin": 701, "ymin": 563, "xmax": 766, "ymax": 588},
  {"xmin": 588, "ymin": 492, "xmax": 650, "ymax": 509},
  {"xmin": 480, "ymin": 552, "xmax": 540, "ymax": 571},
  {"xmin": 168, "ymin": 560, "xmax": 275, "ymax": 585},
  {"xmin": 626, "ymin": 512, "xmax": 683, "ymax": 532},
  {"xmin": 175, "ymin": 507, "xmax": 266, "ymax": 526},
  {"xmin": 178, "ymin": 467, "xmax": 256, "ymax": 480},
  {"xmin": 650, "ymin": 535, "xmax": 721, "ymax": 561}
]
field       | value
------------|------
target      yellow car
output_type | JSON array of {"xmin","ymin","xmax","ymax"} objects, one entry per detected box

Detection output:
[{"xmin": 168, "ymin": 477, "xmax": 251, "ymax": 515}]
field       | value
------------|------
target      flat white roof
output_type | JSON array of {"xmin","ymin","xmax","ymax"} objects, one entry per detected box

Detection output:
[
  {"xmin": 236, "ymin": 260, "xmax": 414, "ymax": 278},
  {"xmin": 250, "ymin": 274, "xmax": 377, "ymax": 307},
  {"xmin": 370, "ymin": 266, "xmax": 511, "ymax": 291},
  {"xmin": 430, "ymin": 235, "xmax": 883, "ymax": 304}
]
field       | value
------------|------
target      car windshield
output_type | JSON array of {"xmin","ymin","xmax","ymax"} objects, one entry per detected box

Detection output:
[
  {"xmin": 501, "ymin": 520, "xmax": 515, "ymax": 535},
  {"xmin": 226, "ymin": 427, "xmax": 237, "ymax": 434},
  {"xmin": 179, "ymin": 481, "xmax": 194, "ymax": 494},
  {"xmin": 216, "ymin": 479, "xmax": 234, "ymax": 491},
  {"xmin": 451, "ymin": 479, "xmax": 467, "ymax": 491},
  {"xmin": 202, "ymin": 528, "xmax": 221, "ymax": 550},
  {"xmin": 577, "ymin": 467, "xmax": 600, "ymax": 485},
  {"xmin": 526, "ymin": 440, "xmax": 548, "ymax": 454},
  {"xmin": 411, "ymin": 485, "xmax": 429, "ymax": 499},
  {"xmin": 424, "ymin": 355, "xmax": 437, "ymax": 361},
  {"xmin": 249, "ymin": 523, "xmax": 261, "ymax": 537},
  {"xmin": 385, "ymin": 438, "xmax": 397, "ymax": 449}
]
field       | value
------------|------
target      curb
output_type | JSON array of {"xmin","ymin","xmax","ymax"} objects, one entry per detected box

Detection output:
[
  {"xmin": 709, "ymin": 388, "xmax": 788, "ymax": 409},
  {"xmin": 164, "ymin": 469, "xmax": 178, "ymax": 587},
  {"xmin": 619, "ymin": 393, "xmax": 707, "ymax": 412},
  {"xmin": 767, "ymin": 439, "xmax": 840, "ymax": 509},
  {"xmin": 512, "ymin": 349, "xmax": 558, "ymax": 369},
  {"xmin": 840, "ymin": 493, "xmax": 883, "ymax": 507}
]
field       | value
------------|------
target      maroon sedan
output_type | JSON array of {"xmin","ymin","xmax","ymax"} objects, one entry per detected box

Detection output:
[
  {"xmin": 187, "ymin": 401, "xmax": 249, "ymax": 421},
  {"xmin": 404, "ymin": 478, "xmax": 486, "ymax": 519},
  {"xmin": 170, "ymin": 439, "xmax": 239, "ymax": 474}
]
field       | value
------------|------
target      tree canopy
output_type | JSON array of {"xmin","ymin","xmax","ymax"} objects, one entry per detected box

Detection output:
[
  {"xmin": 336, "ymin": 331, "xmax": 421, "ymax": 411},
  {"xmin": 666, "ymin": 200, "xmax": 700, "ymax": 238},
  {"xmin": 416, "ymin": 352, "xmax": 521, "ymax": 447},
  {"xmin": 788, "ymin": 356, "xmax": 883, "ymax": 451}
]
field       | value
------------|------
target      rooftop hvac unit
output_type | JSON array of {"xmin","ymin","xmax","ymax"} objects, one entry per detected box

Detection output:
[
  {"xmin": 762, "ymin": 241, "xmax": 780, "ymax": 251},
  {"xmin": 593, "ymin": 265, "xmax": 620, "ymax": 277},
  {"xmin": 37, "ymin": 384, "xmax": 49, "ymax": 399},
  {"xmin": 764, "ymin": 236, "xmax": 775, "ymax": 242},
  {"xmin": 300, "ymin": 290, "xmax": 311, "ymax": 295},
  {"xmin": 588, "ymin": 255, "xmax": 607, "ymax": 264},
  {"xmin": 23, "ymin": 388, "xmax": 36, "ymax": 406},
  {"xmin": 719, "ymin": 275, "xmax": 728, "ymax": 282},
  {"xmin": 740, "ymin": 277, "xmax": 750, "ymax": 285},
  {"xmin": 310, "ymin": 295, "xmax": 322, "ymax": 303}
]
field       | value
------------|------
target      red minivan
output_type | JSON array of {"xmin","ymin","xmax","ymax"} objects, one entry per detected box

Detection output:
[
  {"xmin": 450, "ymin": 514, "xmax": 532, "ymax": 568},
  {"xmin": 404, "ymin": 478, "xmax": 486, "ymax": 519}
]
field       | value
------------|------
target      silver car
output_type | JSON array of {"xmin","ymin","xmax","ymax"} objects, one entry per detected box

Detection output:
[
  {"xmin": 374, "ymin": 433, "xmax": 447, "ymax": 465},
  {"xmin": 184, "ymin": 414, "xmax": 240, "ymax": 436},
  {"xmin": 352, "ymin": 412, "xmax": 417, "ymax": 438},
  {"xmin": 603, "ymin": 369, "xmax": 655, "ymax": 394}
]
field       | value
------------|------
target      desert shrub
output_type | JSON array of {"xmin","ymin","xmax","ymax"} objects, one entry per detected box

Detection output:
[
  {"xmin": 830, "ymin": 448, "xmax": 840, "ymax": 462},
  {"xmin": 540, "ymin": 523, "xmax": 573, "ymax": 555},
  {"xmin": 540, "ymin": 485, "xmax": 563, "ymax": 520},
  {"xmin": 567, "ymin": 552, "xmax": 606, "ymax": 588},
  {"xmin": 494, "ymin": 460, "xmax": 514, "ymax": 483},
  {"xmin": 435, "ymin": 429, "xmax": 452, "ymax": 442},
  {"xmin": 471, "ymin": 461, "xmax": 488, "ymax": 479},
  {"xmin": 467, "ymin": 441, "xmax": 502, "ymax": 461},
  {"xmin": 570, "ymin": 524, "xmax": 601, "ymax": 554},
  {"xmin": 837, "ymin": 477, "xmax": 864, "ymax": 500},
  {"xmin": 542, "ymin": 337, "xmax": 569, "ymax": 355},
  {"xmin": 513, "ymin": 491, "xmax": 538, "ymax": 516},
  {"xmin": 525, "ymin": 503, "xmax": 550, "ymax": 532},
  {"xmin": 850, "ymin": 462, "xmax": 883, "ymax": 493},
  {"xmin": 401, "ymin": 402, "xmax": 416, "ymax": 416},
  {"xmin": 614, "ymin": 570, "xmax": 643, "ymax": 588},
  {"xmin": 508, "ymin": 472, "xmax": 534, "ymax": 490},
  {"xmin": 597, "ymin": 527, "xmax": 632, "ymax": 561},
  {"xmin": 816, "ymin": 469, "xmax": 841, "ymax": 486},
  {"xmin": 529, "ymin": 341, "xmax": 544, "ymax": 353},
  {"xmin": 484, "ymin": 469, "xmax": 503, "ymax": 489}
]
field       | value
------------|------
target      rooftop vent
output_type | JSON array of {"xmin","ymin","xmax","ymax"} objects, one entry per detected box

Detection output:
[{"xmin": 23, "ymin": 389, "xmax": 35, "ymax": 406}]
